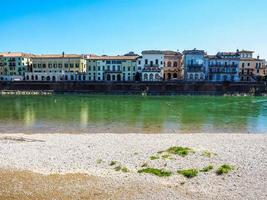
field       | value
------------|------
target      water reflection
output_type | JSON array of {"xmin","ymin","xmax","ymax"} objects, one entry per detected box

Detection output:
[{"xmin": 0, "ymin": 95, "xmax": 266, "ymax": 133}]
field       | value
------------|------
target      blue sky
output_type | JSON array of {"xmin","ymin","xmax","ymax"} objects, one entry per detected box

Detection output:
[{"xmin": 0, "ymin": 0, "xmax": 267, "ymax": 58}]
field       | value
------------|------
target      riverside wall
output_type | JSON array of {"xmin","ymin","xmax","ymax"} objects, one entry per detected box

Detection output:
[{"xmin": 0, "ymin": 81, "xmax": 267, "ymax": 95}]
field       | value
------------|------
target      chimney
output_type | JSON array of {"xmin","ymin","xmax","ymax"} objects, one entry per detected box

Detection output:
[
  {"xmin": 62, "ymin": 51, "xmax": 65, "ymax": 57},
  {"xmin": 257, "ymin": 55, "xmax": 260, "ymax": 59}
]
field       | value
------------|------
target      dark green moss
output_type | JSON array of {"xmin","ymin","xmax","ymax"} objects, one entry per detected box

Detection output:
[
  {"xmin": 177, "ymin": 169, "xmax": 198, "ymax": 178},
  {"xmin": 138, "ymin": 168, "xmax": 172, "ymax": 177},
  {"xmin": 216, "ymin": 164, "xmax": 233, "ymax": 175}
]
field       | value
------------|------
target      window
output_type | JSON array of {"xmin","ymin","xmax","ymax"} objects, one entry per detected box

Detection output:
[
  {"xmin": 48, "ymin": 64, "xmax": 52, "ymax": 68},
  {"xmin": 98, "ymin": 66, "xmax": 100, "ymax": 71},
  {"xmin": 155, "ymin": 59, "xmax": 159, "ymax": 65},
  {"xmin": 75, "ymin": 63, "xmax": 79, "ymax": 68},
  {"xmin": 64, "ymin": 63, "xmax": 68, "ymax": 68},
  {"xmin": 173, "ymin": 62, "xmax": 178, "ymax": 67},
  {"xmin": 112, "ymin": 65, "xmax": 115, "ymax": 71},
  {"xmin": 58, "ymin": 64, "xmax": 62, "ymax": 68},
  {"xmin": 43, "ymin": 64, "xmax": 46, "ymax": 68},
  {"xmin": 145, "ymin": 59, "xmax": 148, "ymax": 65},
  {"xmin": 70, "ymin": 64, "xmax": 74, "ymax": 68},
  {"xmin": 128, "ymin": 67, "xmax": 130, "ymax": 71},
  {"xmin": 167, "ymin": 61, "xmax": 172, "ymax": 67},
  {"xmin": 138, "ymin": 61, "xmax": 141, "ymax": 65},
  {"xmin": 118, "ymin": 66, "xmax": 121, "ymax": 71},
  {"xmin": 123, "ymin": 66, "xmax": 125, "ymax": 71},
  {"xmin": 242, "ymin": 63, "xmax": 245, "ymax": 68},
  {"xmin": 53, "ymin": 64, "xmax": 57, "ymax": 68}
]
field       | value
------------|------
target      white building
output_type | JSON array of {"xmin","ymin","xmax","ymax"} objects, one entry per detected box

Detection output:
[{"xmin": 140, "ymin": 50, "xmax": 165, "ymax": 81}]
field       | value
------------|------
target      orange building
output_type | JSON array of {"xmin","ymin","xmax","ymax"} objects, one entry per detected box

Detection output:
[{"xmin": 163, "ymin": 51, "xmax": 183, "ymax": 80}]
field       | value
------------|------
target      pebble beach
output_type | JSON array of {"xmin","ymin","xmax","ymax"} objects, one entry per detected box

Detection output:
[{"xmin": 0, "ymin": 133, "xmax": 266, "ymax": 200}]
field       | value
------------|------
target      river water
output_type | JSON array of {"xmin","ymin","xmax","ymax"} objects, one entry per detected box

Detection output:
[{"xmin": 0, "ymin": 95, "xmax": 266, "ymax": 134}]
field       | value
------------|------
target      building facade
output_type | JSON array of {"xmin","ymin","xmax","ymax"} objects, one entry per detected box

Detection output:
[
  {"xmin": 207, "ymin": 51, "xmax": 240, "ymax": 82},
  {"xmin": 163, "ymin": 51, "xmax": 183, "ymax": 80},
  {"xmin": 0, "ymin": 52, "xmax": 32, "ymax": 80},
  {"xmin": 86, "ymin": 54, "xmax": 139, "ymax": 81},
  {"xmin": 0, "ymin": 55, "xmax": 4, "ymax": 76},
  {"xmin": 183, "ymin": 49, "xmax": 206, "ymax": 81},
  {"xmin": 25, "ymin": 53, "xmax": 86, "ymax": 81},
  {"xmin": 239, "ymin": 50, "xmax": 266, "ymax": 82},
  {"xmin": 140, "ymin": 50, "xmax": 164, "ymax": 81}
]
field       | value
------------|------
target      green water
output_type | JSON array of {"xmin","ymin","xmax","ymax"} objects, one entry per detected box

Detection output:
[{"xmin": 0, "ymin": 95, "xmax": 266, "ymax": 133}]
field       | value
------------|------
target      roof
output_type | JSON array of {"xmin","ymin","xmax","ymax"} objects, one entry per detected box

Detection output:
[
  {"xmin": 240, "ymin": 58, "xmax": 265, "ymax": 62},
  {"xmin": 238, "ymin": 50, "xmax": 254, "ymax": 53},
  {"xmin": 0, "ymin": 52, "xmax": 34, "ymax": 58},
  {"xmin": 142, "ymin": 50, "xmax": 180, "ymax": 55},
  {"xmin": 86, "ymin": 55, "xmax": 139, "ymax": 61},
  {"xmin": 183, "ymin": 49, "xmax": 205, "ymax": 55},
  {"xmin": 33, "ymin": 54, "xmax": 83, "ymax": 59}
]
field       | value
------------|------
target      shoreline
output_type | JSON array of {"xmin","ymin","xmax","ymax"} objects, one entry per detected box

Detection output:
[{"xmin": 0, "ymin": 133, "xmax": 266, "ymax": 200}]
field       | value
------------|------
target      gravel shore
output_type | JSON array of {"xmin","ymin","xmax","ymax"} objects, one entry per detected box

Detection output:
[{"xmin": 0, "ymin": 133, "xmax": 266, "ymax": 200}]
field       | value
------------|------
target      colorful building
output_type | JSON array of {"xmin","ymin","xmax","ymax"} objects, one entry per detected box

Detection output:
[
  {"xmin": 0, "ymin": 52, "xmax": 33, "ymax": 80},
  {"xmin": 207, "ymin": 51, "xmax": 240, "ymax": 82},
  {"xmin": 25, "ymin": 53, "xmax": 86, "ymax": 81},
  {"xmin": 86, "ymin": 54, "xmax": 139, "ymax": 81},
  {"xmin": 239, "ymin": 50, "xmax": 266, "ymax": 82},
  {"xmin": 140, "ymin": 50, "xmax": 165, "ymax": 81},
  {"xmin": 0, "ymin": 55, "xmax": 4, "ymax": 76},
  {"xmin": 163, "ymin": 51, "xmax": 183, "ymax": 80},
  {"xmin": 183, "ymin": 49, "xmax": 206, "ymax": 81}
]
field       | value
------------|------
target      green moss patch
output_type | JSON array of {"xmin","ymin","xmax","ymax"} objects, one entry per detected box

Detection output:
[
  {"xmin": 200, "ymin": 165, "xmax": 213, "ymax": 172},
  {"xmin": 150, "ymin": 156, "xmax": 160, "ymax": 160},
  {"xmin": 177, "ymin": 169, "xmax": 198, "ymax": 178},
  {"xmin": 216, "ymin": 164, "xmax": 233, "ymax": 175},
  {"xmin": 138, "ymin": 168, "xmax": 172, "ymax": 177},
  {"xmin": 167, "ymin": 146, "xmax": 193, "ymax": 157}
]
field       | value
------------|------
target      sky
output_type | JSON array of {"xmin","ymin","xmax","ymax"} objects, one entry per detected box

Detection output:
[{"xmin": 0, "ymin": 0, "xmax": 267, "ymax": 58}]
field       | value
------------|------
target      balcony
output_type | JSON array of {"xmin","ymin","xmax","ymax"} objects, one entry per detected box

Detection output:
[
  {"xmin": 144, "ymin": 64, "xmax": 160, "ymax": 68},
  {"xmin": 209, "ymin": 64, "xmax": 238, "ymax": 68},
  {"xmin": 104, "ymin": 69, "xmax": 122, "ymax": 73},
  {"xmin": 186, "ymin": 65, "xmax": 204, "ymax": 73}
]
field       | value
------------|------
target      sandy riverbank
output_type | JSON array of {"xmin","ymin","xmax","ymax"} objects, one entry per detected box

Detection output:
[{"xmin": 0, "ymin": 133, "xmax": 266, "ymax": 200}]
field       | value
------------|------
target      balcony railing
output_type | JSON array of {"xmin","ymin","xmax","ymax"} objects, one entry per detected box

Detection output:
[
  {"xmin": 209, "ymin": 64, "xmax": 238, "ymax": 68},
  {"xmin": 104, "ymin": 69, "xmax": 122, "ymax": 73}
]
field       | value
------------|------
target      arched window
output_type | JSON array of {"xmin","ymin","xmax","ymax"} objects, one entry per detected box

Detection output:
[
  {"xmin": 173, "ymin": 62, "xmax": 178, "ymax": 67},
  {"xmin": 112, "ymin": 75, "xmax": 116, "ymax": 81},
  {"xmin": 52, "ymin": 76, "xmax": 56, "ymax": 81},
  {"xmin": 144, "ymin": 73, "xmax": 148, "ymax": 81},
  {"xmin": 26, "ymin": 75, "xmax": 29, "ymax": 80},
  {"xmin": 195, "ymin": 74, "xmax": 199, "ymax": 80},
  {"xmin": 31, "ymin": 75, "xmax": 34, "ymax": 80},
  {"xmin": 117, "ymin": 74, "xmax": 121, "ymax": 81},
  {"xmin": 70, "ymin": 75, "xmax": 74, "ymax": 81},
  {"xmin": 107, "ymin": 74, "xmax": 111, "ymax": 81},
  {"xmin": 65, "ymin": 75, "xmax": 68, "ymax": 81},
  {"xmin": 167, "ymin": 61, "xmax": 172, "ymax": 67},
  {"xmin": 83, "ymin": 75, "xmax": 86, "ymax": 81},
  {"xmin": 189, "ymin": 74, "xmax": 193, "ymax": 80},
  {"xmin": 173, "ymin": 73, "xmax": 178, "ymax": 78},
  {"xmin": 167, "ymin": 73, "xmax": 171, "ymax": 80},
  {"xmin": 149, "ymin": 73, "xmax": 154, "ymax": 81},
  {"xmin": 155, "ymin": 73, "xmax": 160, "ymax": 80},
  {"xmin": 46, "ymin": 76, "xmax": 51, "ymax": 81},
  {"xmin": 35, "ymin": 75, "xmax": 38, "ymax": 81}
]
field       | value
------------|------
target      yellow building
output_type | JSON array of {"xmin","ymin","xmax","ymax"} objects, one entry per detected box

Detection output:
[
  {"xmin": 0, "ymin": 52, "xmax": 32, "ymax": 76},
  {"xmin": 26, "ymin": 53, "xmax": 86, "ymax": 81},
  {"xmin": 239, "ymin": 50, "xmax": 266, "ymax": 81},
  {"xmin": 0, "ymin": 55, "xmax": 4, "ymax": 76},
  {"xmin": 86, "ymin": 54, "xmax": 139, "ymax": 81}
]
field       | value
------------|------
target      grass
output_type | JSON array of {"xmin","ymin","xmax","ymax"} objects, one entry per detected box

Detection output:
[
  {"xmin": 216, "ymin": 164, "xmax": 233, "ymax": 175},
  {"xmin": 121, "ymin": 167, "xmax": 129, "ymax": 173},
  {"xmin": 109, "ymin": 161, "xmax": 117, "ymax": 166},
  {"xmin": 138, "ymin": 168, "xmax": 172, "ymax": 177},
  {"xmin": 161, "ymin": 154, "xmax": 173, "ymax": 160},
  {"xmin": 177, "ymin": 169, "xmax": 198, "ymax": 178},
  {"xmin": 201, "ymin": 150, "xmax": 217, "ymax": 158},
  {"xmin": 200, "ymin": 165, "xmax": 213, "ymax": 172},
  {"xmin": 114, "ymin": 166, "xmax": 121, "ymax": 171},
  {"xmin": 150, "ymin": 156, "xmax": 160, "ymax": 160},
  {"xmin": 166, "ymin": 146, "xmax": 193, "ymax": 157},
  {"xmin": 96, "ymin": 159, "xmax": 103, "ymax": 164}
]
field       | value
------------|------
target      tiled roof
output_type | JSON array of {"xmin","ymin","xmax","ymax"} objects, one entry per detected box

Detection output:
[
  {"xmin": 33, "ymin": 54, "xmax": 83, "ymax": 59},
  {"xmin": 142, "ymin": 50, "xmax": 180, "ymax": 55},
  {"xmin": 183, "ymin": 49, "xmax": 205, "ymax": 55},
  {"xmin": 0, "ymin": 52, "xmax": 34, "ymax": 58},
  {"xmin": 239, "ymin": 50, "xmax": 254, "ymax": 53},
  {"xmin": 86, "ymin": 55, "xmax": 139, "ymax": 60}
]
